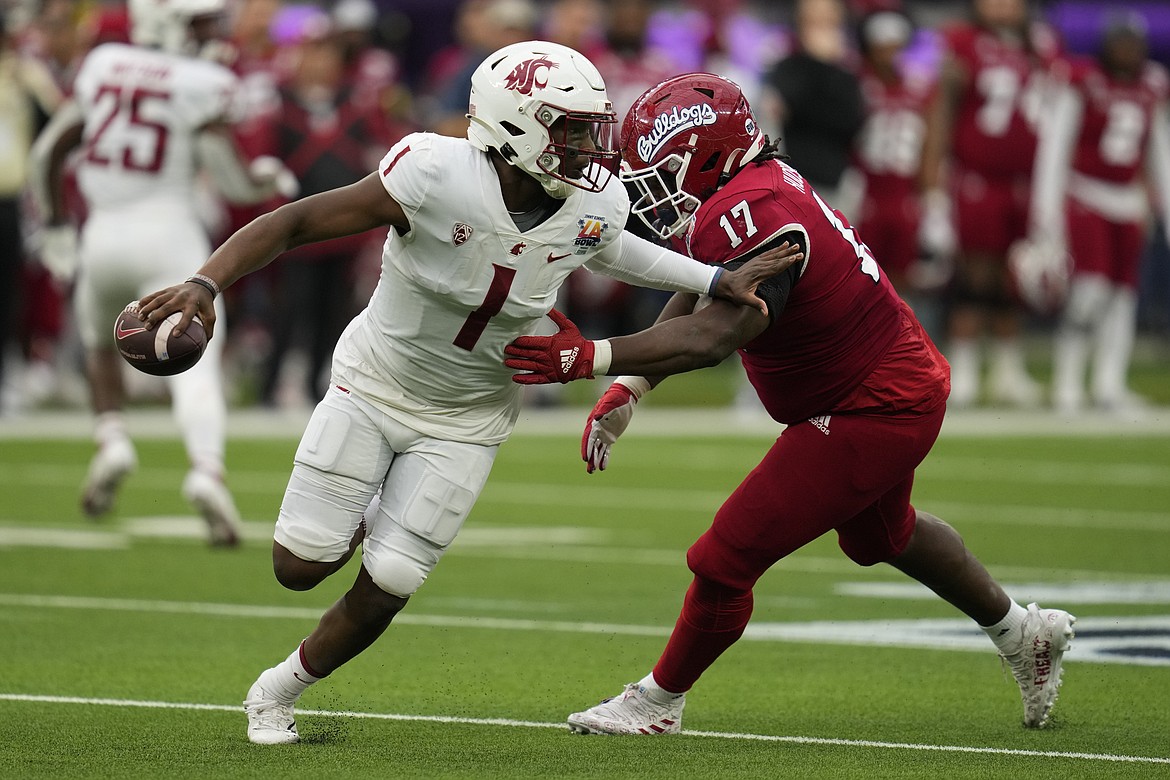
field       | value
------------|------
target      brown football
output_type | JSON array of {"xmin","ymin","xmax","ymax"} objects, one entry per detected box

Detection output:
[{"xmin": 114, "ymin": 301, "xmax": 207, "ymax": 376}]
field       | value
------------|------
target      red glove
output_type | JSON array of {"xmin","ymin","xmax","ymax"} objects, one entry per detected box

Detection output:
[
  {"xmin": 581, "ymin": 380, "xmax": 642, "ymax": 473},
  {"xmin": 505, "ymin": 309, "xmax": 604, "ymax": 384}
]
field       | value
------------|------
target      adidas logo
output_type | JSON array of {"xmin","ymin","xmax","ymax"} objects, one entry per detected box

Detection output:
[
  {"xmin": 560, "ymin": 347, "xmax": 580, "ymax": 375},
  {"xmin": 809, "ymin": 415, "xmax": 831, "ymax": 435}
]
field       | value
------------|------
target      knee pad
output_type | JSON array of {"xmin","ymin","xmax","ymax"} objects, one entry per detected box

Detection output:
[
  {"xmin": 686, "ymin": 529, "xmax": 762, "ymax": 592},
  {"xmin": 365, "ymin": 547, "xmax": 429, "ymax": 598}
]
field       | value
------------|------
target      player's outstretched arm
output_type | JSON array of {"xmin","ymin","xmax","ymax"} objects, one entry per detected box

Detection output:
[
  {"xmin": 591, "ymin": 232, "xmax": 802, "ymax": 316},
  {"xmin": 138, "ymin": 173, "xmax": 408, "ymax": 339},
  {"xmin": 506, "ymin": 297, "xmax": 770, "ymax": 384}
]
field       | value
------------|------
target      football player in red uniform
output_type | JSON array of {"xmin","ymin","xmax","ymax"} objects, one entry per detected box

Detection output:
[
  {"xmin": 1030, "ymin": 14, "xmax": 1170, "ymax": 413},
  {"xmin": 920, "ymin": 0, "xmax": 1062, "ymax": 407},
  {"xmin": 505, "ymin": 74, "xmax": 1075, "ymax": 733},
  {"xmin": 853, "ymin": 10, "xmax": 935, "ymax": 295}
]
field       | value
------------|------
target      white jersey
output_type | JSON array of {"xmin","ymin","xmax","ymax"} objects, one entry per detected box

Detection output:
[
  {"xmin": 73, "ymin": 42, "xmax": 239, "ymax": 218},
  {"xmin": 333, "ymin": 133, "xmax": 633, "ymax": 445}
]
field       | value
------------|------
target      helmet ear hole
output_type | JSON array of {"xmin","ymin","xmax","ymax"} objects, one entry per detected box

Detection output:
[
  {"xmin": 500, "ymin": 122, "xmax": 527, "ymax": 137},
  {"xmin": 698, "ymin": 151, "xmax": 721, "ymax": 173}
]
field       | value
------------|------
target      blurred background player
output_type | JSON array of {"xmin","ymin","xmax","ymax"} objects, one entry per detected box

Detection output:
[
  {"xmin": 921, "ymin": 0, "xmax": 1061, "ymax": 407},
  {"xmin": 28, "ymin": 0, "xmax": 296, "ymax": 544},
  {"xmin": 0, "ymin": 8, "xmax": 62, "ymax": 412},
  {"xmin": 1030, "ymin": 13, "xmax": 1170, "ymax": 414},
  {"xmin": 851, "ymin": 9, "xmax": 936, "ymax": 305},
  {"xmin": 504, "ymin": 73, "xmax": 1075, "ymax": 734}
]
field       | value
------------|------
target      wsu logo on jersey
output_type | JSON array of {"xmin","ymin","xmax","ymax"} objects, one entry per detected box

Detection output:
[
  {"xmin": 573, "ymin": 214, "xmax": 609, "ymax": 253},
  {"xmin": 637, "ymin": 103, "xmax": 718, "ymax": 162},
  {"xmin": 504, "ymin": 57, "xmax": 558, "ymax": 95},
  {"xmin": 452, "ymin": 223, "xmax": 473, "ymax": 246}
]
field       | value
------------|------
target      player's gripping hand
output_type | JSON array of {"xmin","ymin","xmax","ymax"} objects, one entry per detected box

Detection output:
[
  {"xmin": 582, "ymin": 377, "xmax": 649, "ymax": 473},
  {"xmin": 506, "ymin": 309, "xmax": 607, "ymax": 384},
  {"xmin": 713, "ymin": 240, "xmax": 804, "ymax": 316},
  {"xmin": 137, "ymin": 275, "xmax": 220, "ymax": 340}
]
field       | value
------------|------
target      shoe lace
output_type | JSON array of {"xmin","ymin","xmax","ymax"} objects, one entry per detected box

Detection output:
[
  {"xmin": 599, "ymin": 684, "xmax": 677, "ymax": 723},
  {"xmin": 245, "ymin": 697, "xmax": 295, "ymax": 730}
]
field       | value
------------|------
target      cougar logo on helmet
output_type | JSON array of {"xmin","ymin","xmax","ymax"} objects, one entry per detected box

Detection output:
[
  {"xmin": 637, "ymin": 104, "xmax": 718, "ymax": 162},
  {"xmin": 468, "ymin": 42, "xmax": 618, "ymax": 198},
  {"xmin": 504, "ymin": 57, "xmax": 558, "ymax": 95}
]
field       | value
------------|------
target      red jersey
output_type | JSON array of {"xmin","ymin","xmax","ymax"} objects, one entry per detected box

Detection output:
[
  {"xmin": 855, "ymin": 65, "xmax": 935, "ymax": 199},
  {"xmin": 1064, "ymin": 57, "xmax": 1169, "ymax": 184},
  {"xmin": 685, "ymin": 159, "xmax": 943, "ymax": 424},
  {"xmin": 944, "ymin": 22, "xmax": 1060, "ymax": 178}
]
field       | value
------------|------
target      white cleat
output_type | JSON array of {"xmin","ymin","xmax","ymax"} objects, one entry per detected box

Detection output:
[
  {"xmin": 244, "ymin": 679, "xmax": 299, "ymax": 745},
  {"xmin": 81, "ymin": 438, "xmax": 137, "ymax": 517},
  {"xmin": 182, "ymin": 470, "xmax": 242, "ymax": 548},
  {"xmin": 1001, "ymin": 603, "xmax": 1076, "ymax": 728},
  {"xmin": 568, "ymin": 683, "xmax": 685, "ymax": 735}
]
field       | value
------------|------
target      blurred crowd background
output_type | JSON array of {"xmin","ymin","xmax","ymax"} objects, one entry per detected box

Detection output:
[{"xmin": 1, "ymin": 0, "xmax": 1168, "ymax": 414}]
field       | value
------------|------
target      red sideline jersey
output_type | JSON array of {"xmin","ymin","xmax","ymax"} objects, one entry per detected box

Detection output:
[
  {"xmin": 854, "ymin": 64, "xmax": 936, "ymax": 273},
  {"xmin": 943, "ymin": 21, "xmax": 1061, "ymax": 178},
  {"xmin": 1064, "ymin": 56, "xmax": 1169, "ymax": 184},
  {"xmin": 684, "ymin": 159, "xmax": 949, "ymax": 424}
]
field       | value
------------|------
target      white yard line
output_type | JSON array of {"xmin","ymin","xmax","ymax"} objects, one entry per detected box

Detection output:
[
  {"xmin": 3, "ymin": 406, "xmax": 1170, "ymax": 441},
  {"xmin": 0, "ymin": 693, "xmax": 1165, "ymax": 765}
]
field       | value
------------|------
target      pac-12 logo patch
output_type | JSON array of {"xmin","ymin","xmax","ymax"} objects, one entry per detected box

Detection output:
[
  {"xmin": 504, "ymin": 57, "xmax": 557, "ymax": 95},
  {"xmin": 573, "ymin": 214, "xmax": 609, "ymax": 253},
  {"xmin": 452, "ymin": 223, "xmax": 473, "ymax": 246}
]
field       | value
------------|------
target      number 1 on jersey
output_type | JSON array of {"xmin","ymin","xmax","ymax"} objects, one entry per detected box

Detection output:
[
  {"xmin": 811, "ymin": 190, "xmax": 881, "ymax": 284},
  {"xmin": 453, "ymin": 264, "xmax": 517, "ymax": 351}
]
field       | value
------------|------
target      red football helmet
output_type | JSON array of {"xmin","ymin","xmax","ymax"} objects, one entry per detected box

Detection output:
[{"xmin": 619, "ymin": 73, "xmax": 766, "ymax": 239}]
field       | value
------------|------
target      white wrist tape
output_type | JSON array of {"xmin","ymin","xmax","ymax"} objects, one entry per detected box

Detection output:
[
  {"xmin": 591, "ymin": 339, "xmax": 612, "ymax": 376},
  {"xmin": 613, "ymin": 375, "xmax": 652, "ymax": 400}
]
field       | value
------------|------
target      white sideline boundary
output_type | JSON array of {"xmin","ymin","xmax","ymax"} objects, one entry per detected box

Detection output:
[{"xmin": 0, "ymin": 693, "xmax": 1166, "ymax": 765}]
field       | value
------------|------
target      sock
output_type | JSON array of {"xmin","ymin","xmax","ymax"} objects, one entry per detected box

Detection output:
[
  {"xmin": 94, "ymin": 412, "xmax": 129, "ymax": 447},
  {"xmin": 637, "ymin": 672, "xmax": 685, "ymax": 706},
  {"xmin": 980, "ymin": 601, "xmax": 1028, "ymax": 652},
  {"xmin": 1053, "ymin": 276, "xmax": 1110, "ymax": 409},
  {"xmin": 652, "ymin": 576, "xmax": 754, "ymax": 694},
  {"xmin": 256, "ymin": 641, "xmax": 326, "ymax": 703},
  {"xmin": 946, "ymin": 339, "xmax": 979, "ymax": 405},
  {"xmin": 1091, "ymin": 286, "xmax": 1137, "ymax": 406},
  {"xmin": 991, "ymin": 339, "xmax": 1027, "ymax": 382}
]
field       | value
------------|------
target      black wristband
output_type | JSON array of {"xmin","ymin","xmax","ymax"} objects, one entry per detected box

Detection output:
[{"xmin": 186, "ymin": 275, "xmax": 220, "ymax": 299}]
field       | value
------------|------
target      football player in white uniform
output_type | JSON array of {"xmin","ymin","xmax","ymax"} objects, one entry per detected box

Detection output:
[
  {"xmin": 135, "ymin": 40, "xmax": 800, "ymax": 745},
  {"xmin": 29, "ymin": 0, "xmax": 295, "ymax": 544}
]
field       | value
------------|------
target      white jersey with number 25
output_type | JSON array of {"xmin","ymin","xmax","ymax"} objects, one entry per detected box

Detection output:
[{"xmin": 73, "ymin": 42, "xmax": 239, "ymax": 216}]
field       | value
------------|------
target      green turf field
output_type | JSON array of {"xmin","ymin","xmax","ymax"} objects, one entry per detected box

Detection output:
[{"xmin": 1, "ymin": 420, "xmax": 1168, "ymax": 778}]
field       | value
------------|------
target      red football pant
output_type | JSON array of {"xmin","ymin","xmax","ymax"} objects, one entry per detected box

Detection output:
[
  {"xmin": 652, "ymin": 404, "xmax": 946, "ymax": 694},
  {"xmin": 1066, "ymin": 200, "xmax": 1145, "ymax": 289}
]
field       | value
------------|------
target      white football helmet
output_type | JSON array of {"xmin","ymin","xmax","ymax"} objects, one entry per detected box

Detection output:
[
  {"xmin": 467, "ymin": 40, "xmax": 619, "ymax": 198},
  {"xmin": 129, "ymin": 0, "xmax": 226, "ymax": 56}
]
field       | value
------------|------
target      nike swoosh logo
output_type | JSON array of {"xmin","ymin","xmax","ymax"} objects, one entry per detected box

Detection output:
[
  {"xmin": 115, "ymin": 322, "xmax": 148, "ymax": 338},
  {"xmin": 547, "ymin": 252, "xmax": 570, "ymax": 263}
]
